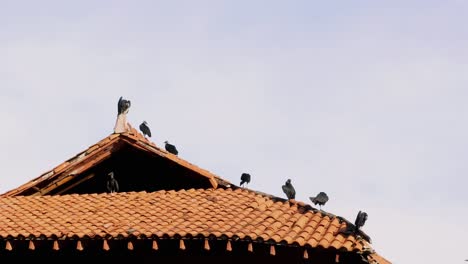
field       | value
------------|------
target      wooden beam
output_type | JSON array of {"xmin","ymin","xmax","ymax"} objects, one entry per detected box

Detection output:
[
  {"xmin": 179, "ymin": 240, "xmax": 186, "ymax": 250},
  {"xmin": 204, "ymin": 239, "xmax": 210, "ymax": 251},
  {"xmin": 76, "ymin": 240, "xmax": 83, "ymax": 251},
  {"xmin": 54, "ymin": 173, "xmax": 96, "ymax": 195},
  {"xmin": 103, "ymin": 240, "xmax": 110, "ymax": 251},
  {"xmin": 28, "ymin": 240, "xmax": 35, "ymax": 250},
  {"xmin": 5, "ymin": 241, "xmax": 12, "ymax": 251},
  {"xmin": 152, "ymin": 240, "xmax": 159, "ymax": 250},
  {"xmin": 127, "ymin": 241, "xmax": 134, "ymax": 250},
  {"xmin": 35, "ymin": 151, "xmax": 111, "ymax": 195},
  {"xmin": 53, "ymin": 240, "xmax": 60, "ymax": 250}
]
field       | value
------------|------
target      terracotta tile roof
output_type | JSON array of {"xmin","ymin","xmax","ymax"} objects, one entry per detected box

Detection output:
[
  {"xmin": 1, "ymin": 127, "xmax": 230, "ymax": 197},
  {"xmin": 0, "ymin": 126, "xmax": 390, "ymax": 263},
  {"xmin": 0, "ymin": 188, "xmax": 371, "ymax": 252}
]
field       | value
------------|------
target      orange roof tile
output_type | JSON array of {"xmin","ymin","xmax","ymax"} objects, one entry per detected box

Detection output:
[
  {"xmin": 1, "ymin": 128, "xmax": 230, "ymax": 197},
  {"xmin": 368, "ymin": 253, "xmax": 392, "ymax": 264},
  {"xmin": 0, "ymin": 188, "xmax": 372, "ymax": 253}
]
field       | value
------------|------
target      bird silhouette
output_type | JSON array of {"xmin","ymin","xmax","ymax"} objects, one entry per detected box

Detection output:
[
  {"xmin": 164, "ymin": 140, "xmax": 178, "ymax": 155},
  {"xmin": 139, "ymin": 121, "xmax": 151, "ymax": 137},
  {"xmin": 282, "ymin": 179, "xmax": 296, "ymax": 200},
  {"xmin": 309, "ymin": 192, "xmax": 329, "ymax": 209},
  {"xmin": 240, "ymin": 173, "xmax": 251, "ymax": 187},
  {"xmin": 355, "ymin": 210, "xmax": 368, "ymax": 231},
  {"xmin": 106, "ymin": 172, "xmax": 119, "ymax": 193},
  {"xmin": 117, "ymin": 96, "xmax": 131, "ymax": 115}
]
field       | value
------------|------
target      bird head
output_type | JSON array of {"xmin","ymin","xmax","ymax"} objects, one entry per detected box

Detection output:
[
  {"xmin": 286, "ymin": 179, "xmax": 291, "ymax": 184},
  {"xmin": 164, "ymin": 140, "xmax": 169, "ymax": 144},
  {"xmin": 107, "ymin": 172, "xmax": 114, "ymax": 178},
  {"xmin": 143, "ymin": 121, "xmax": 148, "ymax": 125}
]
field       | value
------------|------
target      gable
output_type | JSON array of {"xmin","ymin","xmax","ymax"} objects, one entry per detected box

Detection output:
[{"xmin": 2, "ymin": 128, "xmax": 229, "ymax": 197}]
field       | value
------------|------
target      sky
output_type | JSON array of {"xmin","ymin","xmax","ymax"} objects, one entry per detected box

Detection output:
[{"xmin": 1, "ymin": 1, "xmax": 468, "ymax": 263}]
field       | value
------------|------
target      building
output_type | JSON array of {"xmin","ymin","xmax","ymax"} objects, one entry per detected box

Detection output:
[{"xmin": 0, "ymin": 124, "xmax": 391, "ymax": 264}]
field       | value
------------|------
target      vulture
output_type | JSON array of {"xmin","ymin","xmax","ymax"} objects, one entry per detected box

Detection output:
[
  {"xmin": 164, "ymin": 140, "xmax": 178, "ymax": 155},
  {"xmin": 309, "ymin": 192, "xmax": 329, "ymax": 209},
  {"xmin": 139, "ymin": 121, "xmax": 152, "ymax": 137},
  {"xmin": 355, "ymin": 210, "xmax": 368, "ymax": 231},
  {"xmin": 240, "ymin": 173, "xmax": 251, "ymax": 187},
  {"xmin": 282, "ymin": 179, "xmax": 296, "ymax": 200},
  {"xmin": 106, "ymin": 172, "xmax": 119, "ymax": 193},
  {"xmin": 117, "ymin": 96, "xmax": 131, "ymax": 115}
]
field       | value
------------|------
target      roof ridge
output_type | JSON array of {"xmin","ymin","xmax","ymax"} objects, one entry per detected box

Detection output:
[
  {"xmin": 228, "ymin": 186, "xmax": 332, "ymax": 213},
  {"xmin": 121, "ymin": 124, "xmax": 158, "ymax": 147}
]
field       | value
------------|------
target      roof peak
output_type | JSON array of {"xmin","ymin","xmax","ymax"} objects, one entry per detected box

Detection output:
[{"xmin": 1, "ymin": 129, "xmax": 230, "ymax": 197}]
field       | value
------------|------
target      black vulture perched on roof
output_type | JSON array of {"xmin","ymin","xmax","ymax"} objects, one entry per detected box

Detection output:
[
  {"xmin": 335, "ymin": 211, "xmax": 371, "ymax": 242},
  {"xmin": 355, "ymin": 210, "xmax": 368, "ymax": 231},
  {"xmin": 164, "ymin": 140, "xmax": 178, "ymax": 155},
  {"xmin": 139, "ymin": 121, "xmax": 151, "ymax": 137},
  {"xmin": 106, "ymin": 172, "xmax": 119, "ymax": 193},
  {"xmin": 117, "ymin": 96, "xmax": 131, "ymax": 115},
  {"xmin": 282, "ymin": 179, "xmax": 296, "ymax": 200},
  {"xmin": 309, "ymin": 192, "xmax": 329, "ymax": 210},
  {"xmin": 240, "ymin": 173, "xmax": 251, "ymax": 187}
]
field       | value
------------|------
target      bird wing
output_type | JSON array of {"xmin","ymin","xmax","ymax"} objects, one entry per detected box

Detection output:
[
  {"xmin": 355, "ymin": 211, "xmax": 361, "ymax": 226},
  {"xmin": 118, "ymin": 96, "xmax": 123, "ymax": 114},
  {"xmin": 355, "ymin": 211, "xmax": 367, "ymax": 227},
  {"xmin": 147, "ymin": 126, "xmax": 151, "ymax": 137},
  {"xmin": 140, "ymin": 123, "xmax": 151, "ymax": 137},
  {"xmin": 319, "ymin": 192, "xmax": 329, "ymax": 202},
  {"xmin": 241, "ymin": 173, "xmax": 250, "ymax": 181},
  {"xmin": 118, "ymin": 97, "xmax": 131, "ymax": 114},
  {"xmin": 166, "ymin": 144, "xmax": 178, "ymax": 155}
]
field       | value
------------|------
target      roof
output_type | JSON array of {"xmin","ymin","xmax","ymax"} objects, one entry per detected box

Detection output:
[
  {"xmin": 0, "ymin": 125, "xmax": 390, "ymax": 263},
  {"xmin": 0, "ymin": 188, "xmax": 375, "ymax": 252},
  {"xmin": 1, "ymin": 126, "xmax": 230, "ymax": 197}
]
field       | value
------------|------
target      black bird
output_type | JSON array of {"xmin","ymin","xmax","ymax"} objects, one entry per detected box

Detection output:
[
  {"xmin": 164, "ymin": 140, "xmax": 178, "ymax": 155},
  {"xmin": 282, "ymin": 179, "xmax": 296, "ymax": 200},
  {"xmin": 309, "ymin": 192, "xmax": 329, "ymax": 209},
  {"xmin": 139, "ymin": 121, "xmax": 151, "ymax": 137},
  {"xmin": 355, "ymin": 210, "xmax": 368, "ymax": 231},
  {"xmin": 117, "ymin": 96, "xmax": 131, "ymax": 115},
  {"xmin": 240, "ymin": 173, "xmax": 251, "ymax": 187},
  {"xmin": 106, "ymin": 172, "xmax": 119, "ymax": 193}
]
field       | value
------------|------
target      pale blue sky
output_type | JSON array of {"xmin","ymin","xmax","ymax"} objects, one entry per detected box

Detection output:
[{"xmin": 1, "ymin": 1, "xmax": 468, "ymax": 263}]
